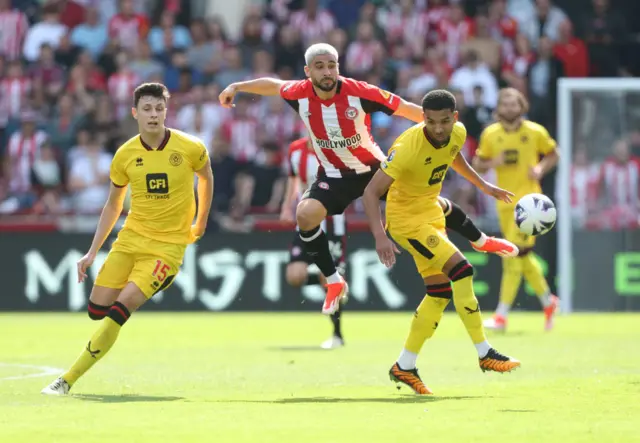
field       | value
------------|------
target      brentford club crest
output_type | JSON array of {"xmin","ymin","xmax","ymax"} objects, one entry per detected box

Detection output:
[
  {"xmin": 318, "ymin": 182, "xmax": 330, "ymax": 190},
  {"xmin": 345, "ymin": 106, "xmax": 359, "ymax": 120}
]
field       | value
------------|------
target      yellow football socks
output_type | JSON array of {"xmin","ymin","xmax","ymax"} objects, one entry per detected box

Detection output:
[{"xmin": 63, "ymin": 302, "xmax": 130, "ymax": 386}]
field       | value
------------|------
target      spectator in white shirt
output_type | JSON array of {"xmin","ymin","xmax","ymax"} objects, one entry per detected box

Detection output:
[
  {"xmin": 23, "ymin": 5, "xmax": 68, "ymax": 62},
  {"xmin": 449, "ymin": 50, "xmax": 499, "ymax": 108},
  {"xmin": 67, "ymin": 133, "xmax": 112, "ymax": 214},
  {"xmin": 517, "ymin": 0, "xmax": 567, "ymax": 48}
]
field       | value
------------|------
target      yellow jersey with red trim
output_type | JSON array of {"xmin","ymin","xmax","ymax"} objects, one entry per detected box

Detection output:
[
  {"xmin": 381, "ymin": 121, "xmax": 467, "ymax": 235},
  {"xmin": 110, "ymin": 128, "xmax": 209, "ymax": 244}
]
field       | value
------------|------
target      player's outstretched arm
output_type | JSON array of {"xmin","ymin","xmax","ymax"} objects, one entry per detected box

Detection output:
[
  {"xmin": 393, "ymin": 99, "xmax": 424, "ymax": 124},
  {"xmin": 219, "ymin": 78, "xmax": 287, "ymax": 108},
  {"xmin": 363, "ymin": 170, "xmax": 401, "ymax": 268},
  {"xmin": 452, "ymin": 153, "xmax": 513, "ymax": 204},
  {"xmin": 77, "ymin": 183, "xmax": 127, "ymax": 282},
  {"xmin": 192, "ymin": 157, "xmax": 214, "ymax": 240}
]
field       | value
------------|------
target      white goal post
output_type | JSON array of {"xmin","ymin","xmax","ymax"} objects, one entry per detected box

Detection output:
[{"xmin": 557, "ymin": 78, "xmax": 640, "ymax": 313}]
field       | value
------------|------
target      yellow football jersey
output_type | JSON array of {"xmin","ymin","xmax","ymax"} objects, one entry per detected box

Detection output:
[
  {"xmin": 476, "ymin": 120, "xmax": 556, "ymax": 207},
  {"xmin": 381, "ymin": 121, "xmax": 467, "ymax": 235},
  {"xmin": 110, "ymin": 128, "xmax": 209, "ymax": 245}
]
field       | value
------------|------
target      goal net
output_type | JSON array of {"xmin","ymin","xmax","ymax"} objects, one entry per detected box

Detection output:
[{"xmin": 557, "ymin": 78, "xmax": 640, "ymax": 312}]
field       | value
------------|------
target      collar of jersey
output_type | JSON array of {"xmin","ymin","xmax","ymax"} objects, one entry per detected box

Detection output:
[
  {"xmin": 310, "ymin": 78, "xmax": 343, "ymax": 104},
  {"xmin": 140, "ymin": 128, "xmax": 171, "ymax": 151},
  {"xmin": 422, "ymin": 126, "xmax": 450, "ymax": 150}
]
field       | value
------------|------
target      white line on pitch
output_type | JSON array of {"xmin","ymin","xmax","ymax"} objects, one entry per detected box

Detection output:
[{"xmin": 0, "ymin": 363, "xmax": 63, "ymax": 381}]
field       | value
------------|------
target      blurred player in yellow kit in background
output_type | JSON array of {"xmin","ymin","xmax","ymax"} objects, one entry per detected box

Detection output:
[
  {"xmin": 42, "ymin": 83, "xmax": 214, "ymax": 395},
  {"xmin": 363, "ymin": 90, "xmax": 521, "ymax": 395},
  {"xmin": 473, "ymin": 88, "xmax": 560, "ymax": 331}
]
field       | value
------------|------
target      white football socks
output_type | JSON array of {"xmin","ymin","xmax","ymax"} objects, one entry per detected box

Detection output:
[
  {"xmin": 325, "ymin": 272, "xmax": 342, "ymax": 284},
  {"xmin": 475, "ymin": 341, "xmax": 491, "ymax": 359},
  {"xmin": 397, "ymin": 349, "xmax": 418, "ymax": 370},
  {"xmin": 472, "ymin": 232, "xmax": 488, "ymax": 247},
  {"xmin": 495, "ymin": 302, "xmax": 510, "ymax": 318}
]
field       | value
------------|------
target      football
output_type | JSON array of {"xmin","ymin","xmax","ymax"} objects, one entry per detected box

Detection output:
[{"xmin": 514, "ymin": 193, "xmax": 557, "ymax": 236}]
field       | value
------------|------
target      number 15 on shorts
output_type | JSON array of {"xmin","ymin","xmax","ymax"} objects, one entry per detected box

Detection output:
[{"xmin": 152, "ymin": 260, "xmax": 171, "ymax": 282}]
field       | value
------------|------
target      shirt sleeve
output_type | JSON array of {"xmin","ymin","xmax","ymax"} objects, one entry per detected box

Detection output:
[
  {"xmin": 536, "ymin": 125, "xmax": 557, "ymax": 155},
  {"xmin": 354, "ymin": 81, "xmax": 401, "ymax": 116},
  {"xmin": 109, "ymin": 149, "xmax": 129, "ymax": 187},
  {"xmin": 279, "ymin": 80, "xmax": 305, "ymax": 112},
  {"xmin": 380, "ymin": 143, "xmax": 412, "ymax": 181},
  {"xmin": 190, "ymin": 139, "xmax": 210, "ymax": 171},
  {"xmin": 475, "ymin": 129, "xmax": 494, "ymax": 159}
]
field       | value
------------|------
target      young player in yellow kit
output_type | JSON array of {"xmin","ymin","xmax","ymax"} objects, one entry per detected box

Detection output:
[
  {"xmin": 363, "ymin": 90, "xmax": 520, "ymax": 395},
  {"xmin": 42, "ymin": 83, "xmax": 214, "ymax": 395},
  {"xmin": 473, "ymin": 88, "xmax": 560, "ymax": 331}
]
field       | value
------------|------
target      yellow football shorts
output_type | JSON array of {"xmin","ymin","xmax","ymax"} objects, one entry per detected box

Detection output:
[
  {"xmin": 498, "ymin": 205, "xmax": 536, "ymax": 249},
  {"xmin": 95, "ymin": 228, "xmax": 186, "ymax": 298},
  {"xmin": 390, "ymin": 217, "xmax": 459, "ymax": 278}
]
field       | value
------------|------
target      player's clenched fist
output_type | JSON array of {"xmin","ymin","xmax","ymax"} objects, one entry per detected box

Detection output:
[
  {"xmin": 77, "ymin": 251, "xmax": 96, "ymax": 283},
  {"xmin": 219, "ymin": 85, "xmax": 237, "ymax": 108}
]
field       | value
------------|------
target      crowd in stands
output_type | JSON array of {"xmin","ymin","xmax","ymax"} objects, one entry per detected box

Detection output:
[{"xmin": 0, "ymin": 0, "xmax": 638, "ymax": 231}]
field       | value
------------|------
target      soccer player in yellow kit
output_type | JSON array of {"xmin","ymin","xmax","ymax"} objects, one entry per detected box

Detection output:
[
  {"xmin": 363, "ymin": 90, "xmax": 520, "ymax": 395},
  {"xmin": 473, "ymin": 88, "xmax": 560, "ymax": 332},
  {"xmin": 42, "ymin": 83, "xmax": 214, "ymax": 395}
]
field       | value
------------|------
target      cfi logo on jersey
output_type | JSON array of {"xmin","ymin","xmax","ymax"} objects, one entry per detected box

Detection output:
[
  {"xmin": 169, "ymin": 153, "xmax": 183, "ymax": 166},
  {"xmin": 345, "ymin": 106, "xmax": 359, "ymax": 120}
]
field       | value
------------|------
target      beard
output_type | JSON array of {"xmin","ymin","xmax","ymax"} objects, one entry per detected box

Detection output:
[
  {"xmin": 498, "ymin": 112, "xmax": 521, "ymax": 124},
  {"xmin": 312, "ymin": 77, "xmax": 337, "ymax": 92}
]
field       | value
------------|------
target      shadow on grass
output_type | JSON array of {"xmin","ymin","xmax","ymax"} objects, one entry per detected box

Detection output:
[
  {"xmin": 72, "ymin": 394, "xmax": 184, "ymax": 403},
  {"xmin": 211, "ymin": 395, "xmax": 486, "ymax": 404}
]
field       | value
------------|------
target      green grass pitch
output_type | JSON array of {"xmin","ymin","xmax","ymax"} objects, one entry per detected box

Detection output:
[{"xmin": 1, "ymin": 312, "xmax": 639, "ymax": 442}]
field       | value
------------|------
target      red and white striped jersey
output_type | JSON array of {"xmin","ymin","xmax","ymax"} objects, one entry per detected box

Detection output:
[
  {"xmin": 108, "ymin": 71, "xmax": 139, "ymax": 120},
  {"xmin": 221, "ymin": 117, "xmax": 260, "ymax": 163},
  {"xmin": 288, "ymin": 137, "xmax": 318, "ymax": 195},
  {"xmin": 438, "ymin": 18, "xmax": 475, "ymax": 67},
  {"xmin": 0, "ymin": 9, "xmax": 28, "ymax": 60},
  {"xmin": 7, "ymin": 130, "xmax": 48, "ymax": 193},
  {"xmin": 108, "ymin": 13, "xmax": 149, "ymax": 50},
  {"xmin": 289, "ymin": 10, "xmax": 335, "ymax": 47},
  {"xmin": 570, "ymin": 163, "xmax": 600, "ymax": 218},
  {"xmin": 345, "ymin": 41, "xmax": 384, "ymax": 75},
  {"xmin": 383, "ymin": 12, "xmax": 429, "ymax": 48},
  {"xmin": 280, "ymin": 77, "xmax": 401, "ymax": 178},
  {"xmin": 0, "ymin": 77, "xmax": 32, "ymax": 123},
  {"xmin": 600, "ymin": 158, "xmax": 640, "ymax": 207}
]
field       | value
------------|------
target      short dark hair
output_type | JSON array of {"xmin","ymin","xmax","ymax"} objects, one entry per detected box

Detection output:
[
  {"xmin": 421, "ymin": 89, "xmax": 456, "ymax": 112},
  {"xmin": 133, "ymin": 82, "xmax": 170, "ymax": 107}
]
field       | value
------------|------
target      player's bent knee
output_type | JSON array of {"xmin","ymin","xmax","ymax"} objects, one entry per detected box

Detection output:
[
  {"xmin": 116, "ymin": 282, "xmax": 149, "ymax": 314},
  {"xmin": 296, "ymin": 199, "xmax": 327, "ymax": 230},
  {"xmin": 447, "ymin": 260, "xmax": 474, "ymax": 282},
  {"xmin": 87, "ymin": 301, "xmax": 111, "ymax": 320},
  {"xmin": 107, "ymin": 301, "xmax": 131, "ymax": 326},
  {"xmin": 286, "ymin": 264, "xmax": 308, "ymax": 287}
]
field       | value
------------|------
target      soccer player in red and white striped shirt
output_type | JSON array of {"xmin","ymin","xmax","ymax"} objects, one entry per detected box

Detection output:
[{"xmin": 219, "ymin": 43, "xmax": 517, "ymax": 315}]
